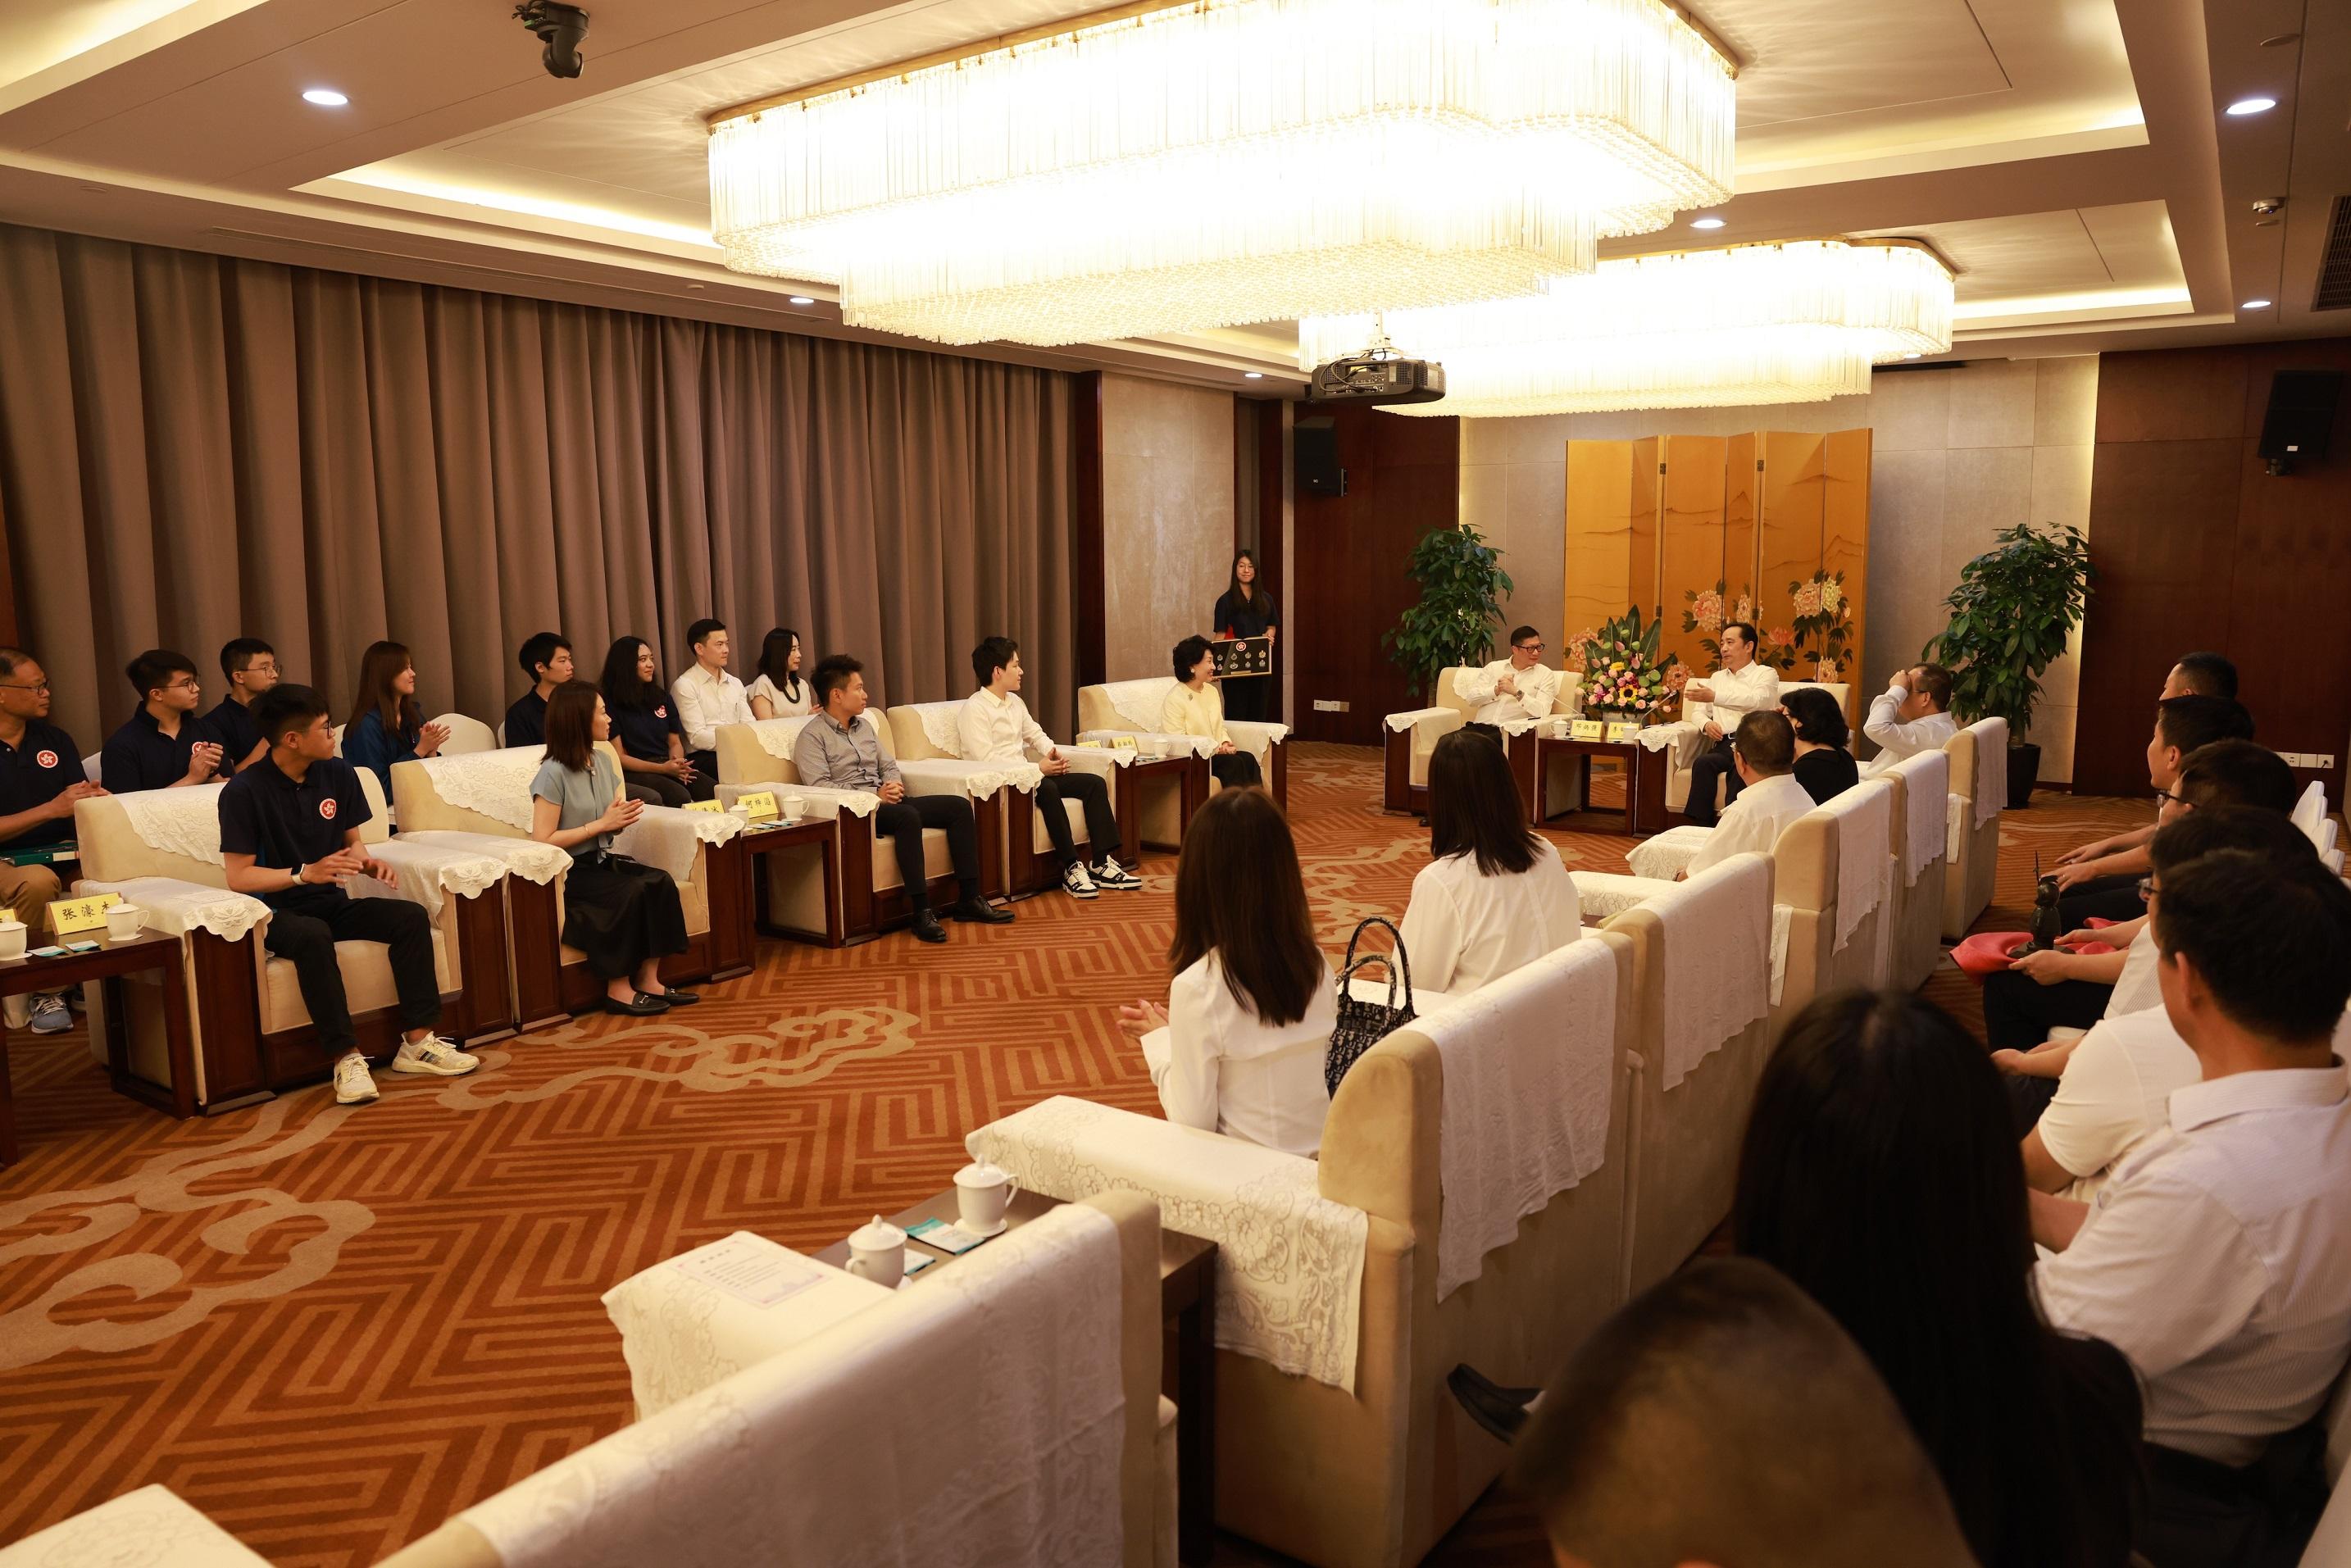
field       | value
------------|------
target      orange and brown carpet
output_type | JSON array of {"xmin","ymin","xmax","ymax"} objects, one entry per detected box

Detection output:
[{"xmin": 0, "ymin": 744, "xmax": 2149, "ymax": 1566}]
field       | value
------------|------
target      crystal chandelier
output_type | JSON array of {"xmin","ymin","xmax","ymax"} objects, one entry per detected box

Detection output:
[
  {"xmin": 707, "ymin": 0, "xmax": 1735, "ymax": 347},
  {"xmin": 1298, "ymin": 239, "xmax": 1956, "ymax": 416}
]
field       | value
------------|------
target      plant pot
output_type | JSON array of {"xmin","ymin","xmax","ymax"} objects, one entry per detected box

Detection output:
[{"xmin": 2007, "ymin": 743, "xmax": 2042, "ymax": 810}]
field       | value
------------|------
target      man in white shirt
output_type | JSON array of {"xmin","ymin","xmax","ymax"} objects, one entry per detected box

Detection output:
[
  {"xmin": 1454, "ymin": 625, "xmax": 1561, "ymax": 740},
  {"xmin": 2033, "ymin": 847, "xmax": 2351, "ymax": 1566},
  {"xmin": 1860, "ymin": 664, "xmax": 1957, "ymax": 776},
  {"xmin": 1683, "ymin": 711, "xmax": 1813, "ymax": 879},
  {"xmin": 670, "ymin": 618, "xmax": 756, "ymax": 781},
  {"xmin": 1679, "ymin": 622, "xmax": 1780, "ymax": 826},
  {"xmin": 957, "ymin": 636, "xmax": 1139, "ymax": 901}
]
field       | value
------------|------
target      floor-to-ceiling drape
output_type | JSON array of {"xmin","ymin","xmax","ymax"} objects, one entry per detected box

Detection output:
[{"xmin": 0, "ymin": 223, "xmax": 1080, "ymax": 749}]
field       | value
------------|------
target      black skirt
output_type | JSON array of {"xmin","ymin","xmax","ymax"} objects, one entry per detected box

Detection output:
[{"xmin": 562, "ymin": 852, "xmax": 689, "ymax": 979}]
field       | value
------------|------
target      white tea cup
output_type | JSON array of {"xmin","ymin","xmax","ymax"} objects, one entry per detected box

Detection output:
[
  {"xmin": 104, "ymin": 905, "xmax": 145, "ymax": 942},
  {"xmin": 0, "ymin": 918, "xmax": 25, "ymax": 961},
  {"xmin": 845, "ymin": 1214, "xmax": 907, "ymax": 1288},
  {"xmin": 953, "ymin": 1160, "xmax": 1020, "ymax": 1234},
  {"xmin": 782, "ymin": 794, "xmax": 806, "ymax": 822}
]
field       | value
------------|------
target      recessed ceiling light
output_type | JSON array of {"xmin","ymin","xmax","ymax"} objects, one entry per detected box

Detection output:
[
  {"xmin": 788, "ymin": 295, "xmax": 816, "ymax": 305},
  {"xmin": 302, "ymin": 88, "xmax": 348, "ymax": 107},
  {"xmin": 1244, "ymin": 371, "xmax": 1264, "ymax": 379},
  {"xmin": 1690, "ymin": 216, "xmax": 1726, "ymax": 230},
  {"xmin": 2242, "ymin": 298, "xmax": 2273, "ymax": 310},
  {"xmin": 1903, "ymin": 352, "xmax": 1922, "ymax": 360},
  {"xmin": 2258, "ymin": 33, "xmax": 2299, "ymax": 48},
  {"xmin": 2226, "ymin": 97, "xmax": 2277, "ymax": 116}
]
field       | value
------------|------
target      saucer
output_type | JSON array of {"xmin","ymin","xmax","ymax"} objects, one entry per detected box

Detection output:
[{"xmin": 957, "ymin": 1216, "xmax": 1008, "ymax": 1239}]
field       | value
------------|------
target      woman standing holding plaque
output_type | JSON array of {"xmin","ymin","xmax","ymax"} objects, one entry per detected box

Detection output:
[{"xmin": 1210, "ymin": 548, "xmax": 1277, "ymax": 722}]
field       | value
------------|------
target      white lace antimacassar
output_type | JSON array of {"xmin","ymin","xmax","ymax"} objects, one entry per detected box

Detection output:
[
  {"xmin": 416, "ymin": 750, "xmax": 543, "ymax": 831},
  {"xmin": 749, "ymin": 716, "xmax": 816, "ymax": 761},
  {"xmin": 115, "ymin": 784, "xmax": 228, "ymax": 866}
]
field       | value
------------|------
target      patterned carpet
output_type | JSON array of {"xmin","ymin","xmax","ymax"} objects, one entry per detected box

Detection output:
[{"xmin": 0, "ymin": 745, "xmax": 2151, "ymax": 1565}]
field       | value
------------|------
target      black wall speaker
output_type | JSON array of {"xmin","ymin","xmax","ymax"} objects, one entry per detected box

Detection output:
[
  {"xmin": 2258, "ymin": 370, "xmax": 2344, "ymax": 474},
  {"xmin": 1295, "ymin": 416, "xmax": 1345, "ymax": 497}
]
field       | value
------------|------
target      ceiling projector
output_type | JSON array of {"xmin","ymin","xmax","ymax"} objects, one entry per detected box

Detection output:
[{"xmin": 1307, "ymin": 352, "xmax": 1447, "ymax": 407}]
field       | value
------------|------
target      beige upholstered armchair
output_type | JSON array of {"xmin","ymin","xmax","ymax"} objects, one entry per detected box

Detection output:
[
  {"xmin": 1663, "ymin": 678, "xmax": 1850, "ymax": 816},
  {"xmin": 968, "ymin": 935, "xmax": 1638, "ymax": 1568},
  {"xmin": 712, "ymin": 715, "xmax": 1007, "ymax": 944},
  {"xmin": 389, "ymin": 743, "xmax": 752, "ymax": 1025},
  {"xmin": 1943, "ymin": 717, "xmax": 2007, "ymax": 939},
  {"xmin": 71, "ymin": 772, "xmax": 514, "ymax": 1111},
  {"xmin": 379, "ymin": 1194, "xmax": 1174, "ymax": 1568},
  {"xmin": 430, "ymin": 712, "xmax": 498, "ymax": 756},
  {"xmin": 1381, "ymin": 666, "xmax": 1584, "ymax": 816},
  {"xmin": 884, "ymin": 699, "xmax": 1113, "ymax": 898},
  {"xmin": 0, "ymin": 1484, "xmax": 271, "ymax": 1565},
  {"xmin": 1884, "ymin": 749, "xmax": 1953, "ymax": 989},
  {"xmin": 1077, "ymin": 675, "xmax": 1290, "ymax": 834}
]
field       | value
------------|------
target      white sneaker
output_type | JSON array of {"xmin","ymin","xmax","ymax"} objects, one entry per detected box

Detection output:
[
  {"xmin": 1091, "ymin": 856, "xmax": 1144, "ymax": 891},
  {"xmin": 27, "ymin": 993, "xmax": 72, "ymax": 1034},
  {"xmin": 1062, "ymin": 861, "xmax": 1099, "ymax": 900},
  {"xmin": 391, "ymin": 1034, "xmax": 480, "ymax": 1076},
  {"xmin": 333, "ymin": 1052, "xmax": 379, "ymax": 1105}
]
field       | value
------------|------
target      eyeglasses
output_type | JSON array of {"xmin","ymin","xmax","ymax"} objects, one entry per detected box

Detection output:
[
  {"xmin": 2137, "ymin": 878, "xmax": 2156, "ymax": 902},
  {"xmin": 166, "ymin": 677, "xmax": 201, "ymax": 692},
  {"xmin": 1515, "ymin": 643, "xmax": 1545, "ymax": 653},
  {"xmin": 0, "ymin": 681, "xmax": 49, "ymax": 694}
]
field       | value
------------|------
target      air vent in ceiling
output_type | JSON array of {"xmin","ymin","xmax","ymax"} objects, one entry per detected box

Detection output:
[{"xmin": 2315, "ymin": 196, "xmax": 2351, "ymax": 311}]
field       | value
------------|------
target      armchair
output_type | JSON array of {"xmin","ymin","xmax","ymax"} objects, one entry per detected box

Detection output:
[
  {"xmin": 1663, "ymin": 679, "xmax": 1849, "ymax": 817},
  {"xmin": 71, "ymin": 772, "xmax": 512, "ymax": 1111},
  {"xmin": 390, "ymin": 743, "xmax": 753, "ymax": 1024},
  {"xmin": 0, "ymin": 1484, "xmax": 270, "ymax": 1566},
  {"xmin": 1078, "ymin": 675, "xmax": 1289, "ymax": 823},
  {"xmin": 1884, "ymin": 749, "xmax": 1953, "ymax": 989},
  {"xmin": 1381, "ymin": 666, "xmax": 1583, "ymax": 817},
  {"xmin": 884, "ymin": 700, "xmax": 1091, "ymax": 898},
  {"xmin": 1942, "ymin": 718, "xmax": 2007, "ymax": 939},
  {"xmin": 712, "ymin": 716, "xmax": 1007, "ymax": 944}
]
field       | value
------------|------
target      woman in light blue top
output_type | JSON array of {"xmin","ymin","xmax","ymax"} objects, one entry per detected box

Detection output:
[{"xmin": 529, "ymin": 681, "xmax": 693, "ymax": 1018}]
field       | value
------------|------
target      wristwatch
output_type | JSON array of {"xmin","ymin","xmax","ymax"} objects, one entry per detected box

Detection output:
[{"xmin": 291, "ymin": 862, "xmax": 306, "ymax": 887}]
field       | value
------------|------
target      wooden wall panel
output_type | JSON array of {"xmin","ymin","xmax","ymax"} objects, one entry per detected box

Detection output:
[
  {"xmin": 1564, "ymin": 440, "xmax": 1635, "ymax": 647},
  {"xmin": 1658, "ymin": 435, "xmax": 1728, "ymax": 674},
  {"xmin": 1757, "ymin": 432, "xmax": 1826, "ymax": 660},
  {"xmin": 1821, "ymin": 428, "xmax": 1872, "ymax": 711},
  {"xmin": 1630, "ymin": 438, "xmax": 1662, "ymax": 624},
  {"xmin": 1072, "ymin": 370, "xmax": 1107, "ymax": 689},
  {"xmin": 1723, "ymin": 431, "xmax": 1758, "ymax": 625}
]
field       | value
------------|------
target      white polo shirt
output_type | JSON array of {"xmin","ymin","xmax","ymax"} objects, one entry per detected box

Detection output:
[
  {"xmin": 1455, "ymin": 660, "xmax": 1560, "ymax": 728},
  {"xmin": 1685, "ymin": 771, "xmax": 1816, "ymax": 879},
  {"xmin": 2036, "ymin": 1008, "xmax": 2202, "ymax": 1202},
  {"xmin": 1861, "ymin": 680, "xmax": 1959, "ymax": 776},
  {"xmin": 1685, "ymin": 660, "xmax": 1780, "ymax": 733}
]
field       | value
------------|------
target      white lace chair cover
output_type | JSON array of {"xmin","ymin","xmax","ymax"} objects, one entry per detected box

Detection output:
[
  {"xmin": 1626, "ymin": 825, "xmax": 1712, "ymax": 881},
  {"xmin": 1571, "ymin": 870, "xmax": 1794, "ymax": 1007},
  {"xmin": 968, "ymin": 1095, "xmax": 1369, "ymax": 1393},
  {"xmin": 614, "ymin": 806, "xmax": 745, "ymax": 884},
  {"xmin": 414, "ymin": 748, "xmax": 543, "ymax": 832},
  {"xmin": 905, "ymin": 701, "xmax": 969, "ymax": 757},
  {"xmin": 75, "ymin": 876, "xmax": 271, "ymax": 942},
  {"xmin": 1078, "ymin": 729, "xmax": 1216, "ymax": 760},
  {"xmin": 401, "ymin": 830, "xmax": 571, "ymax": 886},
  {"xmin": 1384, "ymin": 707, "xmax": 1452, "ymax": 732},
  {"xmin": 116, "ymin": 783, "xmax": 228, "ymax": 866},
  {"xmin": 1893, "ymin": 750, "xmax": 1950, "ymax": 886},
  {"xmin": 901, "ymin": 757, "xmax": 1046, "ymax": 798},
  {"xmin": 1098, "ymin": 676, "xmax": 1180, "ymax": 736},
  {"xmin": 1635, "ymin": 720, "xmax": 1706, "ymax": 765},
  {"xmin": 1969, "ymin": 717, "xmax": 2008, "ymax": 827},
  {"xmin": 750, "ymin": 715, "xmax": 816, "ymax": 761},
  {"xmin": 348, "ymin": 839, "xmax": 507, "ymax": 920},
  {"xmin": 1948, "ymin": 791, "xmax": 1966, "ymax": 861},
  {"xmin": 1822, "ymin": 779, "xmax": 1893, "ymax": 952},
  {"xmin": 0, "ymin": 1484, "xmax": 270, "ymax": 1566}
]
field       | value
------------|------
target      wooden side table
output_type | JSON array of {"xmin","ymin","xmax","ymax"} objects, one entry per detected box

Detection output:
[
  {"xmin": 817, "ymin": 1186, "xmax": 1220, "ymax": 1564},
  {"xmin": 739, "ymin": 816, "xmax": 840, "ymax": 946},
  {"xmin": 1533, "ymin": 734, "xmax": 1670, "ymax": 835},
  {"xmin": 0, "ymin": 928, "xmax": 193, "ymax": 1166}
]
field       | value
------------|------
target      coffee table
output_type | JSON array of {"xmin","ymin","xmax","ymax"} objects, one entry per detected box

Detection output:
[
  {"xmin": 1532, "ymin": 734, "xmax": 1669, "ymax": 836},
  {"xmin": 0, "ymin": 927, "xmax": 193, "ymax": 1166},
  {"xmin": 736, "ymin": 816, "xmax": 840, "ymax": 945},
  {"xmin": 817, "ymin": 1185, "xmax": 1220, "ymax": 1564}
]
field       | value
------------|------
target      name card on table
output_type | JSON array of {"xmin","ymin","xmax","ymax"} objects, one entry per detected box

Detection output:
[
  {"xmin": 683, "ymin": 799, "xmax": 725, "ymax": 814},
  {"xmin": 1111, "ymin": 735, "xmax": 1139, "ymax": 751},
  {"xmin": 736, "ymin": 791, "xmax": 781, "ymax": 822},
  {"xmin": 1075, "ymin": 739, "xmax": 1103, "ymax": 748},
  {"xmin": 1607, "ymin": 721, "xmax": 1643, "ymax": 743},
  {"xmin": 45, "ymin": 890, "xmax": 121, "ymax": 936},
  {"xmin": 1570, "ymin": 719, "xmax": 1605, "ymax": 741}
]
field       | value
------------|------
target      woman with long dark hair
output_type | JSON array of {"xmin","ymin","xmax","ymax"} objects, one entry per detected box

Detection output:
[
  {"xmin": 1116, "ymin": 787, "xmax": 1333, "ymax": 1155},
  {"xmin": 1784, "ymin": 686, "xmax": 1859, "ymax": 805},
  {"xmin": 1211, "ymin": 548, "xmax": 1277, "ymax": 720},
  {"xmin": 529, "ymin": 681, "xmax": 694, "ymax": 1016},
  {"xmin": 1734, "ymin": 990, "xmax": 2143, "ymax": 1568},
  {"xmin": 596, "ymin": 637, "xmax": 701, "ymax": 805},
  {"xmin": 342, "ymin": 640, "xmax": 448, "ymax": 798},
  {"xmin": 1401, "ymin": 729, "xmax": 1580, "ymax": 993},
  {"xmin": 748, "ymin": 627, "xmax": 810, "ymax": 719}
]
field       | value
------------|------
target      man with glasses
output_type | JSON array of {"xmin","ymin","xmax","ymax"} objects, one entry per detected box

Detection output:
[
  {"xmin": 101, "ymin": 649, "xmax": 224, "ymax": 794},
  {"xmin": 1679, "ymin": 622, "xmax": 1780, "ymax": 826},
  {"xmin": 207, "ymin": 638, "xmax": 280, "ymax": 775},
  {"xmin": 0, "ymin": 648, "xmax": 105, "ymax": 1034},
  {"xmin": 1457, "ymin": 625, "xmax": 1561, "ymax": 744}
]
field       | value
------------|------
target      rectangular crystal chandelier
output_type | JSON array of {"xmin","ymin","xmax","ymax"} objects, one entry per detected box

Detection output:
[
  {"xmin": 707, "ymin": 0, "xmax": 1735, "ymax": 347},
  {"xmin": 1298, "ymin": 239, "xmax": 1957, "ymax": 416}
]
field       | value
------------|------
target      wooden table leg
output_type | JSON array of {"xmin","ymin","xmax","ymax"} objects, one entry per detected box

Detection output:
[
  {"xmin": 0, "ymin": 1024, "xmax": 16, "ymax": 1166},
  {"xmin": 1176, "ymin": 1287, "xmax": 1216, "ymax": 1564}
]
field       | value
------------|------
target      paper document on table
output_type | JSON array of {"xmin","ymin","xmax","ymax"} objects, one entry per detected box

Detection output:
[{"xmin": 675, "ymin": 1234, "xmax": 827, "ymax": 1308}]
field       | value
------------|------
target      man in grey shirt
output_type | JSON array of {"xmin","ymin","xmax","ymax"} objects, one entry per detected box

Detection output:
[{"xmin": 794, "ymin": 654, "xmax": 1010, "ymax": 944}]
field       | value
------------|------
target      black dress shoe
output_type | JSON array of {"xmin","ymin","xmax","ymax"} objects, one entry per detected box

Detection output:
[
  {"xmin": 911, "ymin": 912, "xmax": 949, "ymax": 943},
  {"xmin": 1447, "ymin": 1364, "xmax": 1539, "ymax": 1443},
  {"xmin": 603, "ymin": 992, "xmax": 671, "ymax": 1016},
  {"xmin": 952, "ymin": 898, "xmax": 1014, "ymax": 925},
  {"xmin": 652, "ymin": 989, "xmax": 700, "ymax": 1007}
]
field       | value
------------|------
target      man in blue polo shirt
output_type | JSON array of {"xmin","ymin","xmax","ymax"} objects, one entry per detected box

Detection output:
[
  {"xmin": 219, "ymin": 684, "xmax": 479, "ymax": 1105},
  {"xmin": 101, "ymin": 649, "xmax": 223, "ymax": 793},
  {"xmin": 502, "ymin": 631, "xmax": 571, "ymax": 749},
  {"xmin": 0, "ymin": 647, "xmax": 103, "ymax": 1034},
  {"xmin": 205, "ymin": 638, "xmax": 279, "ymax": 775}
]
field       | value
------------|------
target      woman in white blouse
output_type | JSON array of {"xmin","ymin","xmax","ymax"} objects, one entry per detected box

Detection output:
[
  {"xmin": 1401, "ymin": 729, "xmax": 1582, "ymax": 994},
  {"xmin": 746, "ymin": 627, "xmax": 810, "ymax": 720},
  {"xmin": 1117, "ymin": 787, "xmax": 1335, "ymax": 1156}
]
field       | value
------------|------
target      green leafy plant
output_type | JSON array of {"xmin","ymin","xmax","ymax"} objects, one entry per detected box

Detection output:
[
  {"xmin": 1385, "ymin": 525, "xmax": 1515, "ymax": 701},
  {"xmin": 1921, "ymin": 521, "xmax": 2096, "ymax": 739}
]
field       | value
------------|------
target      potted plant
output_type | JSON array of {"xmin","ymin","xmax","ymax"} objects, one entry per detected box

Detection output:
[
  {"xmin": 1384, "ymin": 525, "xmax": 1515, "ymax": 702},
  {"xmin": 1921, "ymin": 520, "xmax": 2096, "ymax": 809}
]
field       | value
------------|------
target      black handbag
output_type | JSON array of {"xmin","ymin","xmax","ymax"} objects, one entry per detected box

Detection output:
[{"xmin": 1326, "ymin": 917, "xmax": 1417, "ymax": 1098}]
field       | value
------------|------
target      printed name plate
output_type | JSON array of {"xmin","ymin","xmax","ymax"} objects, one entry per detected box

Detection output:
[
  {"xmin": 1112, "ymin": 735, "xmax": 1139, "ymax": 751},
  {"xmin": 1570, "ymin": 719, "xmax": 1606, "ymax": 741},
  {"xmin": 683, "ymin": 799, "xmax": 725, "ymax": 814},
  {"xmin": 1607, "ymin": 721, "xmax": 1643, "ymax": 743},
  {"xmin": 46, "ymin": 890, "xmax": 123, "ymax": 936},
  {"xmin": 736, "ymin": 791, "xmax": 781, "ymax": 821}
]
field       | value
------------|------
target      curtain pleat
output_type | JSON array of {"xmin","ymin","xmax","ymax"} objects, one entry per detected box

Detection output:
[{"xmin": 0, "ymin": 222, "xmax": 1080, "ymax": 748}]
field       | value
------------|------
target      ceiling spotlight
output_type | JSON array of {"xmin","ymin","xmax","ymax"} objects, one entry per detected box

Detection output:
[
  {"xmin": 1903, "ymin": 352, "xmax": 1922, "ymax": 360},
  {"xmin": 302, "ymin": 88, "xmax": 348, "ymax": 107},
  {"xmin": 1244, "ymin": 371, "xmax": 1265, "ymax": 379},
  {"xmin": 788, "ymin": 295, "xmax": 815, "ymax": 305},
  {"xmin": 2226, "ymin": 97, "xmax": 2277, "ymax": 116},
  {"xmin": 1690, "ymin": 216, "xmax": 1726, "ymax": 230},
  {"xmin": 2242, "ymin": 298, "xmax": 2273, "ymax": 310}
]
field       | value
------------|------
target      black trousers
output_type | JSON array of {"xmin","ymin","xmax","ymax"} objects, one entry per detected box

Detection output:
[
  {"xmin": 1211, "ymin": 752, "xmax": 1263, "ymax": 789},
  {"xmin": 2005, "ymin": 1071, "xmax": 2061, "ymax": 1134},
  {"xmin": 625, "ymin": 771, "xmax": 691, "ymax": 808},
  {"xmin": 1683, "ymin": 736, "xmax": 1742, "ymax": 826},
  {"xmin": 1461, "ymin": 722, "xmax": 1507, "ymax": 748},
  {"xmin": 684, "ymin": 752, "xmax": 718, "ymax": 802},
  {"xmin": 876, "ymin": 794, "xmax": 982, "ymax": 911},
  {"xmin": 1981, "ymin": 969, "xmax": 2113, "ymax": 1053},
  {"xmin": 2060, "ymin": 872, "xmax": 2146, "ymax": 930},
  {"xmin": 2140, "ymin": 1434, "xmax": 2326, "ymax": 1568},
  {"xmin": 1037, "ymin": 772, "xmax": 1121, "ymax": 869},
  {"xmin": 263, "ymin": 886, "xmax": 440, "ymax": 1054}
]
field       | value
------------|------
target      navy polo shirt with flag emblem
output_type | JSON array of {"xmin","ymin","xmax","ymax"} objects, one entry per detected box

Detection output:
[
  {"xmin": 0, "ymin": 720, "xmax": 85, "ymax": 849},
  {"xmin": 217, "ymin": 755, "xmax": 372, "ymax": 907}
]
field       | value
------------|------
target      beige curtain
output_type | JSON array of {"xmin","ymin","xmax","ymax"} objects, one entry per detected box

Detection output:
[{"xmin": 0, "ymin": 223, "xmax": 1079, "ymax": 750}]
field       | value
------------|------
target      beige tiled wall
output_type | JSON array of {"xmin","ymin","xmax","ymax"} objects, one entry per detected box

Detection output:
[
  {"xmin": 1102, "ymin": 373, "xmax": 1236, "ymax": 684},
  {"xmin": 1459, "ymin": 356, "xmax": 2099, "ymax": 781}
]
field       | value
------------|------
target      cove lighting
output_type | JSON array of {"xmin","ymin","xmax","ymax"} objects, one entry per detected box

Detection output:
[
  {"xmin": 302, "ymin": 88, "xmax": 348, "ymax": 107},
  {"xmin": 2242, "ymin": 298, "xmax": 2273, "ymax": 310},
  {"xmin": 2226, "ymin": 98, "xmax": 2276, "ymax": 116},
  {"xmin": 1244, "ymin": 371, "xmax": 1265, "ymax": 379},
  {"xmin": 707, "ymin": 0, "xmax": 1737, "ymax": 347},
  {"xmin": 1690, "ymin": 216, "xmax": 1726, "ymax": 230},
  {"xmin": 1903, "ymin": 352, "xmax": 1922, "ymax": 359},
  {"xmin": 788, "ymin": 296, "xmax": 816, "ymax": 305}
]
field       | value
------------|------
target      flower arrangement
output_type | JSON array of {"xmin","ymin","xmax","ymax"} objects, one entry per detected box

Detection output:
[{"xmin": 1575, "ymin": 606, "xmax": 1675, "ymax": 717}]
